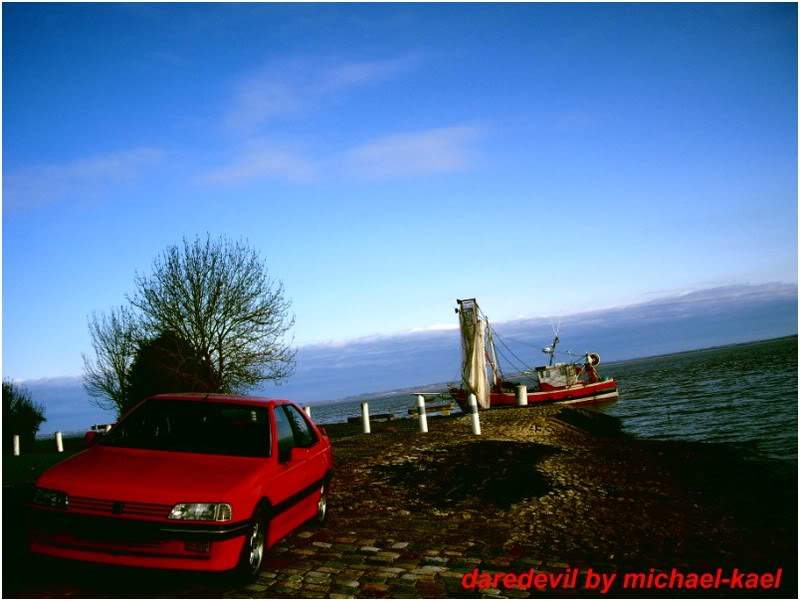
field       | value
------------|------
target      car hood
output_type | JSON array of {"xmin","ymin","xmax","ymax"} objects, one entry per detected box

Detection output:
[{"xmin": 36, "ymin": 445, "xmax": 265, "ymax": 504}]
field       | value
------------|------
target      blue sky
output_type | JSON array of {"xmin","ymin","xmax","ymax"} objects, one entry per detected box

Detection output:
[{"xmin": 3, "ymin": 3, "xmax": 797, "ymax": 383}]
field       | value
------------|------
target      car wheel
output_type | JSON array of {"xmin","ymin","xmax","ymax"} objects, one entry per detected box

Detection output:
[
  {"xmin": 312, "ymin": 482, "xmax": 328, "ymax": 527},
  {"xmin": 237, "ymin": 507, "xmax": 267, "ymax": 579}
]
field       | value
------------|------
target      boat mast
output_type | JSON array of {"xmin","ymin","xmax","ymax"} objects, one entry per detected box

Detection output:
[
  {"xmin": 485, "ymin": 321, "xmax": 501, "ymax": 386},
  {"xmin": 545, "ymin": 334, "xmax": 559, "ymax": 366},
  {"xmin": 542, "ymin": 320, "xmax": 560, "ymax": 366}
]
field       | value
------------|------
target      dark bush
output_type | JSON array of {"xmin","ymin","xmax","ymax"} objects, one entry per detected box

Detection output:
[{"xmin": 3, "ymin": 379, "xmax": 46, "ymax": 452}]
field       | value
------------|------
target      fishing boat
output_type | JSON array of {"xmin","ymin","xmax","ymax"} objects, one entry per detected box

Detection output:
[{"xmin": 448, "ymin": 298, "xmax": 619, "ymax": 411}]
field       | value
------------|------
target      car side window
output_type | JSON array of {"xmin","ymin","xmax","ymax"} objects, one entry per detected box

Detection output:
[
  {"xmin": 274, "ymin": 406, "xmax": 295, "ymax": 463},
  {"xmin": 283, "ymin": 405, "xmax": 318, "ymax": 449}
]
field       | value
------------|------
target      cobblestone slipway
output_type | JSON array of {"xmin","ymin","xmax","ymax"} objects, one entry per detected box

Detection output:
[{"xmin": 222, "ymin": 407, "xmax": 794, "ymax": 599}]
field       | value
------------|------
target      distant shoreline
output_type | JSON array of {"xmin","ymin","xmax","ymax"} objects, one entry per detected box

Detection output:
[
  {"xmin": 601, "ymin": 333, "xmax": 798, "ymax": 367},
  {"xmin": 312, "ymin": 334, "xmax": 798, "ymax": 408}
]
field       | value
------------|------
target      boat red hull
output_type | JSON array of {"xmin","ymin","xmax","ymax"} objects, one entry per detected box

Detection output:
[{"xmin": 450, "ymin": 379, "xmax": 619, "ymax": 413}]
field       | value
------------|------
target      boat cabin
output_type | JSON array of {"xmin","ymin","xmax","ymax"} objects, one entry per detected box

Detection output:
[{"xmin": 536, "ymin": 363, "xmax": 578, "ymax": 391}]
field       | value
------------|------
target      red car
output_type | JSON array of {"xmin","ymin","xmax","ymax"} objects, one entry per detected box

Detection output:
[{"xmin": 27, "ymin": 394, "xmax": 333, "ymax": 577}]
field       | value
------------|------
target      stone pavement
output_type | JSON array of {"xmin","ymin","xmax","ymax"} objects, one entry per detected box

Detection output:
[
  {"xmin": 219, "ymin": 407, "xmax": 795, "ymax": 599},
  {"xmin": 226, "ymin": 527, "xmax": 578, "ymax": 599},
  {"xmin": 222, "ymin": 410, "xmax": 617, "ymax": 599}
]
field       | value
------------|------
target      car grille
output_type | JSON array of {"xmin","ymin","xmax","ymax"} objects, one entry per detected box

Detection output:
[{"xmin": 70, "ymin": 496, "xmax": 172, "ymax": 519}]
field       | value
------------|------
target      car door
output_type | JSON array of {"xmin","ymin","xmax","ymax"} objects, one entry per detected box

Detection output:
[
  {"xmin": 265, "ymin": 404, "xmax": 318, "ymax": 544},
  {"xmin": 282, "ymin": 404, "xmax": 327, "ymax": 519}
]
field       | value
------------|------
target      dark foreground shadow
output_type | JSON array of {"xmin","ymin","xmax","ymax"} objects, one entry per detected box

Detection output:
[{"xmin": 374, "ymin": 440, "xmax": 557, "ymax": 510}]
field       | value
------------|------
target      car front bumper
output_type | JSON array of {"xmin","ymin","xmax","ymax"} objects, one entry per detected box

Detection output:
[{"xmin": 28, "ymin": 507, "xmax": 251, "ymax": 571}]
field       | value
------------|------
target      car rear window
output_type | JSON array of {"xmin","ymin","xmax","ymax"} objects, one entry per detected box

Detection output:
[{"xmin": 101, "ymin": 399, "xmax": 271, "ymax": 457}]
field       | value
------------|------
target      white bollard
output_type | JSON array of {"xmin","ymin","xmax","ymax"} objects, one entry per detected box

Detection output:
[
  {"xmin": 303, "ymin": 406, "xmax": 312, "ymax": 418},
  {"xmin": 361, "ymin": 401, "xmax": 371, "ymax": 434},
  {"xmin": 416, "ymin": 395, "xmax": 429, "ymax": 433},
  {"xmin": 55, "ymin": 431, "xmax": 64, "ymax": 453},
  {"xmin": 468, "ymin": 394, "xmax": 481, "ymax": 435},
  {"xmin": 516, "ymin": 384, "xmax": 528, "ymax": 407},
  {"xmin": 13, "ymin": 434, "xmax": 20, "ymax": 456}
]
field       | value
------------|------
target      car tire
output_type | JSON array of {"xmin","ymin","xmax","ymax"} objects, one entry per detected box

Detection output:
[
  {"xmin": 311, "ymin": 481, "xmax": 329, "ymax": 527},
  {"xmin": 237, "ymin": 507, "xmax": 267, "ymax": 580}
]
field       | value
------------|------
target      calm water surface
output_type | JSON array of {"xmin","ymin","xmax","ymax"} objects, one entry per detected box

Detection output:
[
  {"xmin": 312, "ymin": 336, "xmax": 797, "ymax": 463},
  {"xmin": 600, "ymin": 336, "xmax": 797, "ymax": 462}
]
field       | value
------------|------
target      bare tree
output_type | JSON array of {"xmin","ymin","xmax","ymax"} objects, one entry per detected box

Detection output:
[
  {"xmin": 131, "ymin": 235, "xmax": 295, "ymax": 393},
  {"xmin": 82, "ymin": 306, "xmax": 139, "ymax": 415}
]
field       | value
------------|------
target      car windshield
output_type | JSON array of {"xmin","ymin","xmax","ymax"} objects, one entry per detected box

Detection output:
[{"xmin": 100, "ymin": 399, "xmax": 270, "ymax": 457}]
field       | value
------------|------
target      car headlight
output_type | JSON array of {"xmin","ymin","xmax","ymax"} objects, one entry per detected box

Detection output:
[
  {"xmin": 168, "ymin": 503, "xmax": 232, "ymax": 522},
  {"xmin": 32, "ymin": 488, "xmax": 69, "ymax": 510}
]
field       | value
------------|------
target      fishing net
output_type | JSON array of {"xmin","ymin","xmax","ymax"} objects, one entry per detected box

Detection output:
[{"xmin": 459, "ymin": 299, "xmax": 491, "ymax": 408}]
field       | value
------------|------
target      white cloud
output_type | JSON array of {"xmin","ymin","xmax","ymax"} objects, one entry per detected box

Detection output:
[
  {"xmin": 321, "ymin": 56, "xmax": 418, "ymax": 89},
  {"xmin": 202, "ymin": 124, "xmax": 481, "ymax": 185},
  {"xmin": 208, "ymin": 54, "xmax": 482, "ymax": 184},
  {"xmin": 224, "ymin": 79, "xmax": 300, "ymax": 133},
  {"xmin": 223, "ymin": 55, "xmax": 418, "ymax": 133},
  {"xmin": 4, "ymin": 147, "xmax": 163, "ymax": 211},
  {"xmin": 343, "ymin": 126, "xmax": 480, "ymax": 178},
  {"xmin": 202, "ymin": 141, "xmax": 316, "ymax": 184},
  {"xmin": 409, "ymin": 323, "xmax": 459, "ymax": 333}
]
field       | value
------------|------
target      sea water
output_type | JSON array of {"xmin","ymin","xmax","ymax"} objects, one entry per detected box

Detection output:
[
  {"xmin": 600, "ymin": 336, "xmax": 797, "ymax": 463},
  {"xmin": 311, "ymin": 336, "xmax": 798, "ymax": 463}
]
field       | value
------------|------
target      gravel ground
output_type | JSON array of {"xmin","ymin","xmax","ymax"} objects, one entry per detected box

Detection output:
[{"xmin": 3, "ymin": 406, "xmax": 796, "ymax": 598}]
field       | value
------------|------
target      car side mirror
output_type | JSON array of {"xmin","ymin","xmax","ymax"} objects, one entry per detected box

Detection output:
[
  {"xmin": 85, "ymin": 431, "xmax": 98, "ymax": 445},
  {"xmin": 318, "ymin": 427, "xmax": 328, "ymax": 438}
]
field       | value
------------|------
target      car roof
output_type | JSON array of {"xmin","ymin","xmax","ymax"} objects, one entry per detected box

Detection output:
[{"xmin": 145, "ymin": 393, "xmax": 294, "ymax": 408}]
